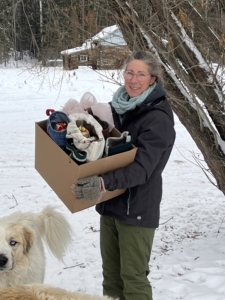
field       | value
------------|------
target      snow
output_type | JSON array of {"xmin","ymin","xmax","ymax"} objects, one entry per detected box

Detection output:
[
  {"xmin": 92, "ymin": 24, "xmax": 118, "ymax": 40},
  {"xmin": 61, "ymin": 40, "xmax": 93, "ymax": 55},
  {"xmin": 1, "ymin": 62, "xmax": 225, "ymax": 299},
  {"xmin": 61, "ymin": 25, "xmax": 126, "ymax": 56}
]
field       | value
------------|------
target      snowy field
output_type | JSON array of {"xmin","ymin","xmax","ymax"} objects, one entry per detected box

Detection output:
[{"xmin": 0, "ymin": 62, "xmax": 225, "ymax": 300}]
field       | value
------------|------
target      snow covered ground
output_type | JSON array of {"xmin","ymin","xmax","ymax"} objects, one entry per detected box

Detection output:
[{"xmin": 0, "ymin": 62, "xmax": 225, "ymax": 299}]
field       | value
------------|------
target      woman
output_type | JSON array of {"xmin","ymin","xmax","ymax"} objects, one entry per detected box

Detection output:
[{"xmin": 73, "ymin": 50, "xmax": 176, "ymax": 300}]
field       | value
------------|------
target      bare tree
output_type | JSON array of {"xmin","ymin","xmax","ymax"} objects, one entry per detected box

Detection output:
[
  {"xmin": 107, "ymin": 0, "xmax": 225, "ymax": 194},
  {"xmin": 0, "ymin": 0, "xmax": 114, "ymax": 63}
]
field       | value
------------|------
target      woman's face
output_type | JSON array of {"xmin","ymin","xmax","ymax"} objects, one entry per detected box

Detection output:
[{"xmin": 124, "ymin": 60, "xmax": 156, "ymax": 98}]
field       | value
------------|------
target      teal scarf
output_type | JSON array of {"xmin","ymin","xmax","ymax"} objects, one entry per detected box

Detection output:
[{"xmin": 111, "ymin": 83, "xmax": 156, "ymax": 115}]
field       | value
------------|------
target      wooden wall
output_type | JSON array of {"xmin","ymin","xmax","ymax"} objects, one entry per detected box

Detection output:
[{"xmin": 62, "ymin": 45, "xmax": 130, "ymax": 70}]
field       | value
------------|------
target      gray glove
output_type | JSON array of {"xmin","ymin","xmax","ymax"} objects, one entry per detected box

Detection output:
[{"xmin": 75, "ymin": 176, "xmax": 105, "ymax": 201}]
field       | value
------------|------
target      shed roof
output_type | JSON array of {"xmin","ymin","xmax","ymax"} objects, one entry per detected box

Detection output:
[{"xmin": 61, "ymin": 25, "xmax": 126, "ymax": 56}]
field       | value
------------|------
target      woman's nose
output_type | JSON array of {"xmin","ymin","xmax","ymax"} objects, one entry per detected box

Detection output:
[{"xmin": 130, "ymin": 74, "xmax": 138, "ymax": 83}]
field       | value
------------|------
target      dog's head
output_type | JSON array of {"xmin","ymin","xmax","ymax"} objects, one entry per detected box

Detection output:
[{"xmin": 0, "ymin": 222, "xmax": 34, "ymax": 272}]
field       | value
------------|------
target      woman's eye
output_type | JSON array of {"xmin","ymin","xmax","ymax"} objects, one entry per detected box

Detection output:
[{"xmin": 10, "ymin": 240, "xmax": 18, "ymax": 246}]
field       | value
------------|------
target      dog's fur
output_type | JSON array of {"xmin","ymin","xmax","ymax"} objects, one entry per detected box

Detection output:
[
  {"xmin": 0, "ymin": 206, "xmax": 73, "ymax": 288},
  {"xmin": 0, "ymin": 283, "xmax": 115, "ymax": 300}
]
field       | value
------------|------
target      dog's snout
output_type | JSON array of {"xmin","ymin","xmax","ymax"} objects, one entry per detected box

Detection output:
[{"xmin": 0, "ymin": 254, "xmax": 8, "ymax": 267}]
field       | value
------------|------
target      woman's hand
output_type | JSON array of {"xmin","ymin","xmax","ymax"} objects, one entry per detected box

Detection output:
[{"xmin": 71, "ymin": 176, "xmax": 105, "ymax": 201}]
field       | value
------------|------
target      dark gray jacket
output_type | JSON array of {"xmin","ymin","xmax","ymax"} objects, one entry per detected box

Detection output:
[{"xmin": 96, "ymin": 82, "xmax": 176, "ymax": 228}]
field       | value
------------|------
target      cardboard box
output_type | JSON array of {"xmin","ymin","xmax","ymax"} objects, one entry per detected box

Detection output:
[{"xmin": 35, "ymin": 120, "xmax": 137, "ymax": 213}]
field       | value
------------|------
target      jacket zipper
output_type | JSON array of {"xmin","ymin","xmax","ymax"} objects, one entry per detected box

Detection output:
[{"xmin": 127, "ymin": 188, "xmax": 131, "ymax": 215}]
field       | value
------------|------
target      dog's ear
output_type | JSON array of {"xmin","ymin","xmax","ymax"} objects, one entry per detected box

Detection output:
[{"xmin": 22, "ymin": 226, "xmax": 35, "ymax": 254}]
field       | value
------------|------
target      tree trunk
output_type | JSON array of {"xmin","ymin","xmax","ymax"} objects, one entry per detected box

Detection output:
[{"xmin": 107, "ymin": 0, "xmax": 225, "ymax": 195}]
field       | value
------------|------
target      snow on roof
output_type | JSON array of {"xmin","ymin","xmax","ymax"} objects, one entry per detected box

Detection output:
[
  {"xmin": 92, "ymin": 24, "xmax": 118, "ymax": 41},
  {"xmin": 61, "ymin": 25, "xmax": 126, "ymax": 56},
  {"xmin": 61, "ymin": 40, "xmax": 92, "ymax": 55}
]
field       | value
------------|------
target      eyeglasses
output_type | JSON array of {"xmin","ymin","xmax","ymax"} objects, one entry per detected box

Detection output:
[{"xmin": 123, "ymin": 70, "xmax": 151, "ymax": 81}]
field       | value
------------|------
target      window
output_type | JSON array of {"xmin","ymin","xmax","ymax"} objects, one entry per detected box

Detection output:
[{"xmin": 80, "ymin": 55, "xmax": 88, "ymax": 62}]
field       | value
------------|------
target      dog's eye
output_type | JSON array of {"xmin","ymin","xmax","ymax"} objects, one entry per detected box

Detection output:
[{"xmin": 10, "ymin": 240, "xmax": 18, "ymax": 246}]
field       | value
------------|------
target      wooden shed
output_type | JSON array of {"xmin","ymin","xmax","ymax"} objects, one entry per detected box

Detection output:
[{"xmin": 61, "ymin": 25, "xmax": 130, "ymax": 70}]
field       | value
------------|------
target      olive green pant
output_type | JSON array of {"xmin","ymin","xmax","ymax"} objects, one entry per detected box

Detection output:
[{"xmin": 100, "ymin": 216, "xmax": 155, "ymax": 300}]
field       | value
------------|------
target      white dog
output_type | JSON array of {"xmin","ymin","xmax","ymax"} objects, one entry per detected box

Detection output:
[
  {"xmin": 0, "ymin": 206, "xmax": 73, "ymax": 288},
  {"xmin": 0, "ymin": 283, "xmax": 116, "ymax": 300}
]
